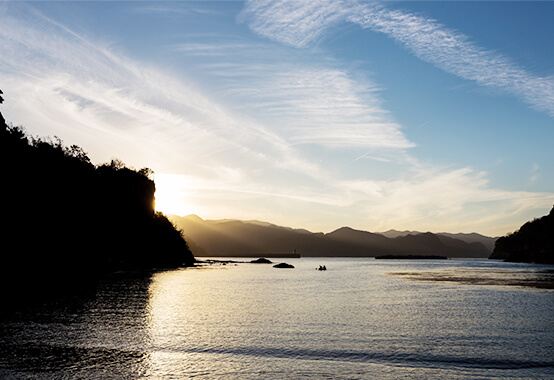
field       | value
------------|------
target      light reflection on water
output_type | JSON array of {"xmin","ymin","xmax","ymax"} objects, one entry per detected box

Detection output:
[{"xmin": 1, "ymin": 258, "xmax": 553, "ymax": 379}]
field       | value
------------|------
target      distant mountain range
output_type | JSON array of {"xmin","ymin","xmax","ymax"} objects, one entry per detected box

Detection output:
[
  {"xmin": 169, "ymin": 215, "xmax": 494, "ymax": 258},
  {"xmin": 378, "ymin": 230, "xmax": 498, "ymax": 252}
]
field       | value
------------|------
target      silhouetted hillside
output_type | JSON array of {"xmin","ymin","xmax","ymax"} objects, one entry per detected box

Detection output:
[
  {"xmin": 170, "ymin": 215, "xmax": 491, "ymax": 258},
  {"xmin": 1, "ymin": 113, "xmax": 194, "ymax": 303},
  {"xmin": 490, "ymin": 206, "xmax": 554, "ymax": 264}
]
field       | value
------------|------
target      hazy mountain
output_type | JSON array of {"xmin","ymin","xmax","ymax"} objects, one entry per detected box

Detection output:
[
  {"xmin": 439, "ymin": 232, "xmax": 498, "ymax": 252},
  {"xmin": 379, "ymin": 229, "xmax": 498, "ymax": 252},
  {"xmin": 170, "ymin": 215, "xmax": 491, "ymax": 258},
  {"xmin": 378, "ymin": 230, "xmax": 415, "ymax": 239}
]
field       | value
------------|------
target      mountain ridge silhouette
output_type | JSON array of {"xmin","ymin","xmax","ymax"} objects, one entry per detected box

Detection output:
[{"xmin": 170, "ymin": 214, "xmax": 492, "ymax": 258}]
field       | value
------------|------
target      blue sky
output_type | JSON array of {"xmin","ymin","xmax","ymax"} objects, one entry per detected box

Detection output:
[{"xmin": 1, "ymin": 1, "xmax": 553, "ymax": 236}]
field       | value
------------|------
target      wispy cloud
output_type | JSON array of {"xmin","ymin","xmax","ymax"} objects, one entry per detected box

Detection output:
[
  {"xmin": 529, "ymin": 163, "xmax": 540, "ymax": 183},
  {"xmin": 240, "ymin": 0, "xmax": 554, "ymax": 117},
  {"xmin": 134, "ymin": 4, "xmax": 221, "ymax": 17},
  {"xmin": 238, "ymin": 0, "xmax": 352, "ymax": 48},
  {"xmin": 0, "ymin": 6, "xmax": 285, "ymax": 164},
  {"xmin": 223, "ymin": 65, "xmax": 413, "ymax": 149},
  {"xmin": 174, "ymin": 33, "xmax": 412, "ymax": 151},
  {"xmin": 0, "ymin": 3, "xmax": 331, "ymax": 194},
  {"xmin": 334, "ymin": 166, "xmax": 554, "ymax": 235},
  {"xmin": 173, "ymin": 43, "xmax": 253, "ymax": 56},
  {"xmin": 349, "ymin": 4, "xmax": 554, "ymax": 117}
]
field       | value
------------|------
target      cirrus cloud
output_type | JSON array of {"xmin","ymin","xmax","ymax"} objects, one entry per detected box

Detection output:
[{"xmin": 240, "ymin": 0, "xmax": 554, "ymax": 117}]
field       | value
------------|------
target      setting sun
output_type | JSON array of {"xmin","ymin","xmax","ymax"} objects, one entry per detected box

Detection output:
[{"xmin": 154, "ymin": 173, "xmax": 193, "ymax": 217}]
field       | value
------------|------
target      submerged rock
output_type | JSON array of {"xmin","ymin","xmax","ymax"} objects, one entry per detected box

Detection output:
[{"xmin": 273, "ymin": 263, "xmax": 294, "ymax": 268}]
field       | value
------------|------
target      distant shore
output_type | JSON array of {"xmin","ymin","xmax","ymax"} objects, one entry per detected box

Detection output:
[
  {"xmin": 375, "ymin": 255, "xmax": 448, "ymax": 260},
  {"xmin": 196, "ymin": 253, "xmax": 301, "ymax": 258}
]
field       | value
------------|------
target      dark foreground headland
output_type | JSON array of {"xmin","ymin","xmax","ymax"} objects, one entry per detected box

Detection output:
[
  {"xmin": 0, "ymin": 108, "xmax": 195, "ymax": 306},
  {"xmin": 490, "ymin": 206, "xmax": 554, "ymax": 264}
]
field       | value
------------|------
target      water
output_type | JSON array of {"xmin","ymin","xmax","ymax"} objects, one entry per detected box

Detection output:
[{"xmin": 1, "ymin": 258, "xmax": 553, "ymax": 379}]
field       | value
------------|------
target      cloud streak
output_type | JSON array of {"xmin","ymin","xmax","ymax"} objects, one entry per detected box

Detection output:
[
  {"xmin": 224, "ymin": 65, "xmax": 413, "ymax": 149},
  {"xmin": 240, "ymin": 0, "xmax": 554, "ymax": 117},
  {"xmin": 177, "ymin": 35, "xmax": 413, "ymax": 151},
  {"xmin": 0, "ymin": 5, "xmax": 308, "ymax": 174},
  {"xmin": 238, "ymin": 0, "xmax": 351, "ymax": 48}
]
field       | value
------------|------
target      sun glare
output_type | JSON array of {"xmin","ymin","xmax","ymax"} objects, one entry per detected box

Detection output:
[{"xmin": 154, "ymin": 173, "xmax": 193, "ymax": 217}]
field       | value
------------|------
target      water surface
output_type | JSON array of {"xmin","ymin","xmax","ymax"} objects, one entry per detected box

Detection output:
[{"xmin": 1, "ymin": 258, "xmax": 553, "ymax": 378}]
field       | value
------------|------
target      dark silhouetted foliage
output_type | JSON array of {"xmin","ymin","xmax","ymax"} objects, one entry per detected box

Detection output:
[
  {"xmin": 1, "ymin": 114, "xmax": 194, "ymax": 304},
  {"xmin": 490, "ymin": 206, "xmax": 554, "ymax": 264},
  {"xmin": 0, "ymin": 89, "xmax": 4, "ymax": 126}
]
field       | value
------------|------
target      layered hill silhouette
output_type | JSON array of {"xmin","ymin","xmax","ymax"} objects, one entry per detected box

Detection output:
[
  {"xmin": 490, "ymin": 206, "xmax": 554, "ymax": 264},
  {"xmin": 379, "ymin": 230, "xmax": 498, "ymax": 252},
  {"xmin": 170, "ymin": 214, "xmax": 492, "ymax": 258}
]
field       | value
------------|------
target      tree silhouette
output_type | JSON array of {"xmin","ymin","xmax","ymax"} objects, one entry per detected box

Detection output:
[
  {"xmin": 491, "ymin": 206, "xmax": 554, "ymax": 264},
  {"xmin": 1, "ymin": 95, "xmax": 195, "ymax": 305},
  {"xmin": 0, "ymin": 89, "xmax": 5, "ymax": 126}
]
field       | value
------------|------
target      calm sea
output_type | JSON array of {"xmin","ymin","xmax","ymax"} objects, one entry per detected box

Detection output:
[{"xmin": 1, "ymin": 258, "xmax": 553, "ymax": 379}]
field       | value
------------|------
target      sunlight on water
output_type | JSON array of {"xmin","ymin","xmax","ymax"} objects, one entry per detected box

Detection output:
[
  {"xmin": 1, "ymin": 258, "xmax": 553, "ymax": 379},
  {"xmin": 139, "ymin": 258, "xmax": 554, "ymax": 378}
]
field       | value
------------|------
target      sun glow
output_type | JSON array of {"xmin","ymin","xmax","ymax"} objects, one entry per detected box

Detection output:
[{"xmin": 154, "ymin": 173, "xmax": 194, "ymax": 217}]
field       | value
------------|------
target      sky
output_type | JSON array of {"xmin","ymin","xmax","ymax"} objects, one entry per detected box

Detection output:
[{"xmin": 1, "ymin": 0, "xmax": 553, "ymax": 237}]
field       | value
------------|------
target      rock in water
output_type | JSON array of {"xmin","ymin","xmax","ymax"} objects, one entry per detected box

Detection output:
[
  {"xmin": 273, "ymin": 263, "xmax": 294, "ymax": 268},
  {"xmin": 251, "ymin": 258, "xmax": 273, "ymax": 264}
]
